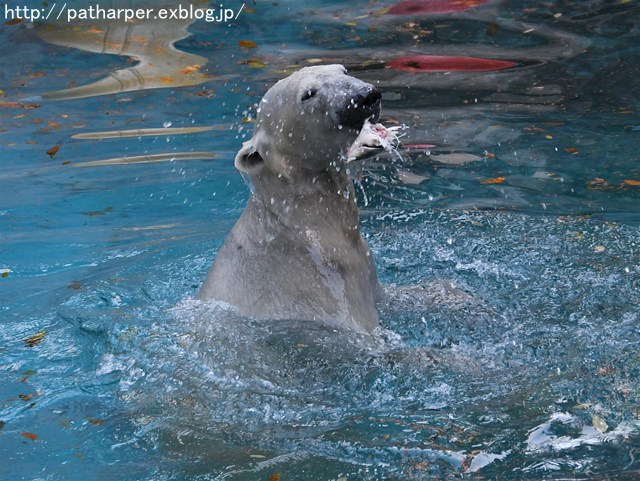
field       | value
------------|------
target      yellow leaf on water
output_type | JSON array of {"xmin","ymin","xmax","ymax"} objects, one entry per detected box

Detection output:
[
  {"xmin": 238, "ymin": 40, "xmax": 257, "ymax": 49},
  {"xmin": 86, "ymin": 418, "xmax": 104, "ymax": 426},
  {"xmin": 24, "ymin": 331, "xmax": 47, "ymax": 348},
  {"xmin": 480, "ymin": 177, "xmax": 506, "ymax": 184},
  {"xmin": 268, "ymin": 474, "xmax": 281, "ymax": 481},
  {"xmin": 241, "ymin": 58, "xmax": 267, "ymax": 69},
  {"xmin": 20, "ymin": 432, "xmax": 38, "ymax": 441},
  {"xmin": 624, "ymin": 179, "xmax": 640, "ymax": 186}
]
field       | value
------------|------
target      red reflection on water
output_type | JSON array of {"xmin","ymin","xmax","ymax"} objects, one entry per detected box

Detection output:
[
  {"xmin": 385, "ymin": 55, "xmax": 517, "ymax": 72},
  {"xmin": 386, "ymin": 0, "xmax": 489, "ymax": 15}
]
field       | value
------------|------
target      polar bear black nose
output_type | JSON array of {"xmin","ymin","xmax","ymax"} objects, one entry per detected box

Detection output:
[
  {"xmin": 360, "ymin": 90, "xmax": 382, "ymax": 109},
  {"xmin": 338, "ymin": 88, "xmax": 382, "ymax": 127}
]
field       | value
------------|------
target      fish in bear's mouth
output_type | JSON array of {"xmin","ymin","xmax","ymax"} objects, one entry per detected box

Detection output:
[{"xmin": 345, "ymin": 117, "xmax": 402, "ymax": 162}]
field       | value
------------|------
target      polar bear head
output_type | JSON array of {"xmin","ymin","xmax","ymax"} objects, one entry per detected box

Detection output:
[{"xmin": 235, "ymin": 65, "xmax": 381, "ymax": 180}]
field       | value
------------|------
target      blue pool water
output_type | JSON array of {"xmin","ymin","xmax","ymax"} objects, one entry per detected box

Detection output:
[{"xmin": 1, "ymin": 0, "xmax": 639, "ymax": 479}]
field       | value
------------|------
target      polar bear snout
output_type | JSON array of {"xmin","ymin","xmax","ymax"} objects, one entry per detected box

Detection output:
[{"xmin": 337, "ymin": 88, "xmax": 382, "ymax": 128}]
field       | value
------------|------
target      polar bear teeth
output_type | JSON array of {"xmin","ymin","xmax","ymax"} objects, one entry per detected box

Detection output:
[{"xmin": 345, "ymin": 118, "xmax": 402, "ymax": 162}]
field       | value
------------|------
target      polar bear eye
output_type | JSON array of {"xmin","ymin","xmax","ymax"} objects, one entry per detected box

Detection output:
[{"xmin": 301, "ymin": 89, "xmax": 317, "ymax": 102}]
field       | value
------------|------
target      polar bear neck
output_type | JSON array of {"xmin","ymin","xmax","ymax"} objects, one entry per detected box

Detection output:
[{"xmin": 247, "ymin": 165, "xmax": 362, "ymax": 237}]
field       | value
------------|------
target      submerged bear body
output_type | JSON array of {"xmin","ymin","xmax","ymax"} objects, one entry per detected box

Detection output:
[{"xmin": 198, "ymin": 65, "xmax": 384, "ymax": 334}]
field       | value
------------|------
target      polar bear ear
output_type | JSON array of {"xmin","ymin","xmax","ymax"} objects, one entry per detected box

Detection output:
[{"xmin": 234, "ymin": 140, "xmax": 265, "ymax": 174}]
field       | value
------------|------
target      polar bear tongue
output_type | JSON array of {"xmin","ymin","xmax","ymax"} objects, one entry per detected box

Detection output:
[{"xmin": 345, "ymin": 118, "xmax": 401, "ymax": 162}]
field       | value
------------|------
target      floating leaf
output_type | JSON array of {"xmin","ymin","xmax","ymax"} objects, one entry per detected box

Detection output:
[
  {"xmin": 624, "ymin": 179, "xmax": 640, "ymax": 186},
  {"xmin": 67, "ymin": 281, "xmax": 82, "ymax": 290},
  {"xmin": 46, "ymin": 144, "xmax": 60, "ymax": 158},
  {"xmin": 485, "ymin": 22, "xmax": 500, "ymax": 36},
  {"xmin": 593, "ymin": 245, "xmax": 606, "ymax": 253},
  {"xmin": 385, "ymin": 55, "xmax": 516, "ymax": 72},
  {"xmin": 241, "ymin": 58, "xmax": 268, "ymax": 69},
  {"xmin": 0, "ymin": 100, "xmax": 40, "ymax": 109},
  {"xmin": 195, "ymin": 89, "xmax": 216, "ymax": 98},
  {"xmin": 564, "ymin": 147, "xmax": 579, "ymax": 154},
  {"xmin": 587, "ymin": 178, "xmax": 624, "ymax": 190},
  {"xmin": 24, "ymin": 331, "xmax": 47, "ymax": 348},
  {"xmin": 1, "ymin": 268, "xmax": 11, "ymax": 278},
  {"xmin": 592, "ymin": 415, "xmax": 608, "ymax": 433},
  {"xmin": 480, "ymin": 177, "xmax": 506, "ymax": 184},
  {"xmin": 268, "ymin": 474, "xmax": 281, "ymax": 481},
  {"xmin": 238, "ymin": 40, "xmax": 257, "ymax": 49},
  {"xmin": 19, "ymin": 393, "xmax": 34, "ymax": 402},
  {"xmin": 20, "ymin": 432, "xmax": 38, "ymax": 441},
  {"xmin": 82, "ymin": 206, "xmax": 113, "ymax": 217},
  {"xmin": 4, "ymin": 18, "xmax": 24, "ymax": 25},
  {"xmin": 587, "ymin": 177, "xmax": 608, "ymax": 188},
  {"xmin": 86, "ymin": 418, "xmax": 104, "ymax": 426}
]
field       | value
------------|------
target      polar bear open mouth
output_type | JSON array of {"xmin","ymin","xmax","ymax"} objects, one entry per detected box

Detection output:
[{"xmin": 345, "ymin": 118, "xmax": 402, "ymax": 162}]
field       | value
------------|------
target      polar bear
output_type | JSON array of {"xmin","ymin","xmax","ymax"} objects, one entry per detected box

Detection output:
[{"xmin": 198, "ymin": 65, "xmax": 394, "ymax": 334}]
